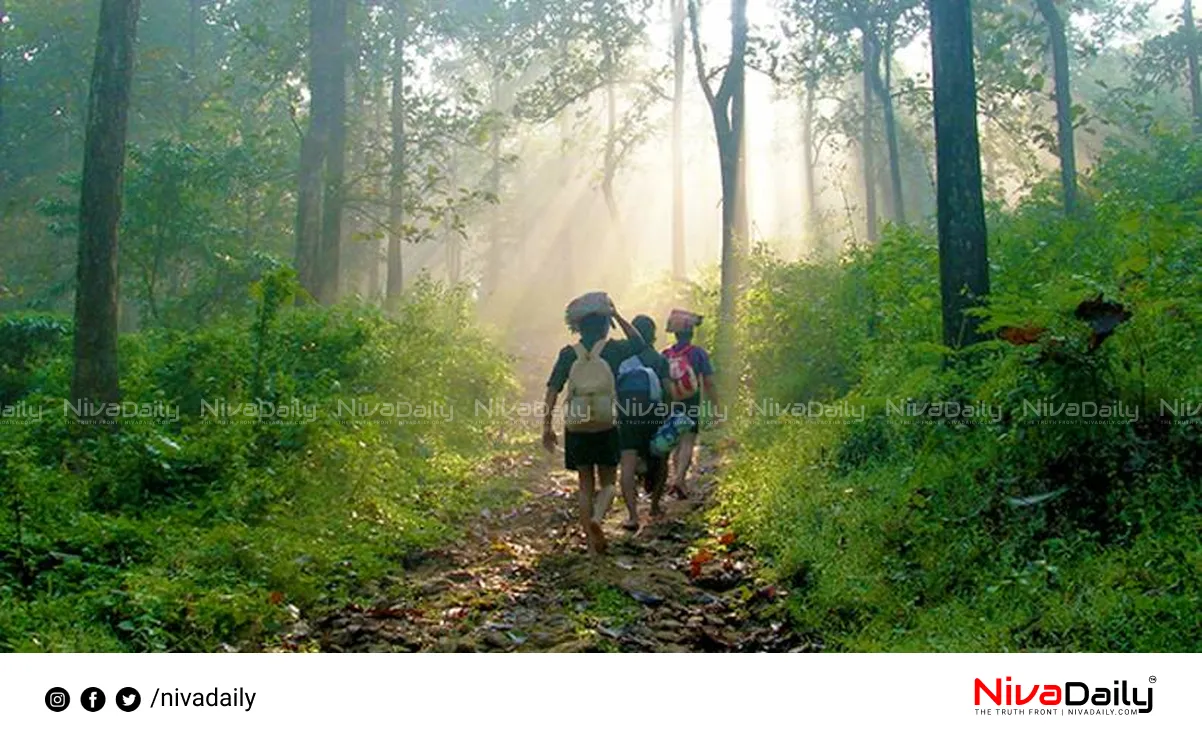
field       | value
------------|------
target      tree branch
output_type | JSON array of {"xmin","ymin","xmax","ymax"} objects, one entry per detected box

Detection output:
[{"xmin": 687, "ymin": 0, "xmax": 716, "ymax": 110}]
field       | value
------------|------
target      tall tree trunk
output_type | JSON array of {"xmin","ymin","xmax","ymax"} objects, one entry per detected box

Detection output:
[
  {"xmin": 316, "ymin": 0, "xmax": 347, "ymax": 304},
  {"xmin": 724, "ymin": 0, "xmax": 749, "ymax": 381},
  {"xmin": 731, "ymin": 15, "xmax": 748, "ymax": 254},
  {"xmin": 602, "ymin": 49, "xmax": 619, "ymax": 225},
  {"xmin": 72, "ymin": 0, "xmax": 140, "ymax": 407},
  {"xmin": 671, "ymin": 0, "xmax": 686, "ymax": 280},
  {"xmin": 982, "ymin": 118, "xmax": 997, "ymax": 196},
  {"xmin": 386, "ymin": 3, "xmax": 406, "ymax": 309},
  {"xmin": 181, "ymin": 0, "xmax": 199, "ymax": 127},
  {"xmin": 1185, "ymin": 0, "xmax": 1202, "ymax": 132},
  {"xmin": 483, "ymin": 74, "xmax": 503, "ymax": 300},
  {"xmin": 1034, "ymin": 0, "xmax": 1078, "ymax": 216},
  {"xmin": 601, "ymin": 48, "xmax": 629, "ymax": 281},
  {"xmin": 446, "ymin": 155, "xmax": 462, "ymax": 284},
  {"xmin": 929, "ymin": 0, "xmax": 990, "ymax": 349},
  {"xmin": 342, "ymin": 27, "xmax": 366, "ymax": 300},
  {"xmin": 866, "ymin": 31, "xmax": 906, "ymax": 225},
  {"xmin": 296, "ymin": 0, "xmax": 332, "ymax": 301},
  {"xmin": 801, "ymin": 82, "xmax": 819, "ymax": 226},
  {"xmin": 0, "ymin": 0, "xmax": 8, "ymax": 186},
  {"xmin": 368, "ymin": 74, "xmax": 387, "ymax": 302},
  {"xmin": 556, "ymin": 49, "xmax": 575, "ymax": 294},
  {"xmin": 860, "ymin": 34, "xmax": 879, "ymax": 242},
  {"xmin": 688, "ymin": 0, "xmax": 747, "ymax": 371}
]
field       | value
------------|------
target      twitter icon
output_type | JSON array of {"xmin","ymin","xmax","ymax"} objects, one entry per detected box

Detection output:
[{"xmin": 116, "ymin": 687, "xmax": 141, "ymax": 712}]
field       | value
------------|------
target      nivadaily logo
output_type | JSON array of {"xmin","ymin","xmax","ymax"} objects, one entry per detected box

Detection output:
[{"xmin": 974, "ymin": 676, "xmax": 1154, "ymax": 715}]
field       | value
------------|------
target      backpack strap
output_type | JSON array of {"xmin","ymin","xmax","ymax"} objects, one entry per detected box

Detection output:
[
  {"xmin": 573, "ymin": 338, "xmax": 609, "ymax": 362},
  {"xmin": 666, "ymin": 343, "xmax": 692, "ymax": 360}
]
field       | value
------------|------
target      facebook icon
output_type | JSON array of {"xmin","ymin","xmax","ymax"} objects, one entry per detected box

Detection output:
[{"xmin": 81, "ymin": 687, "xmax": 106, "ymax": 712}]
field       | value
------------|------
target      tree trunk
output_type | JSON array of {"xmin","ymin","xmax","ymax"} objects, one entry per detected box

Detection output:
[
  {"xmin": 71, "ymin": 0, "xmax": 140, "ymax": 408},
  {"xmin": 731, "ymin": 29, "xmax": 748, "ymax": 254},
  {"xmin": 0, "ymin": 0, "xmax": 8, "ymax": 186},
  {"xmin": 181, "ymin": 0, "xmax": 199, "ymax": 127},
  {"xmin": 721, "ymin": 0, "xmax": 748, "ymax": 367},
  {"xmin": 295, "ymin": 0, "xmax": 346, "ymax": 305},
  {"xmin": 692, "ymin": 0, "xmax": 745, "ymax": 343},
  {"xmin": 1034, "ymin": 0, "xmax": 1078, "ymax": 216},
  {"xmin": 671, "ymin": 0, "xmax": 686, "ymax": 280},
  {"xmin": 601, "ymin": 54, "xmax": 629, "ymax": 281},
  {"xmin": 1185, "ymin": 0, "xmax": 1202, "ymax": 132},
  {"xmin": 296, "ymin": 0, "xmax": 332, "ymax": 301},
  {"xmin": 801, "ymin": 83, "xmax": 819, "ymax": 242},
  {"xmin": 929, "ymin": 0, "xmax": 990, "ymax": 349},
  {"xmin": 866, "ymin": 32, "xmax": 906, "ymax": 225},
  {"xmin": 386, "ymin": 3, "xmax": 406, "ymax": 309},
  {"xmin": 861, "ymin": 34, "xmax": 879, "ymax": 242},
  {"xmin": 316, "ymin": 0, "xmax": 347, "ymax": 304},
  {"xmin": 556, "ymin": 49, "xmax": 575, "ymax": 294},
  {"xmin": 482, "ymin": 69, "xmax": 505, "ymax": 301},
  {"xmin": 687, "ymin": 0, "xmax": 746, "ymax": 371},
  {"xmin": 484, "ymin": 123, "xmax": 502, "ymax": 299},
  {"xmin": 602, "ymin": 49, "xmax": 618, "ymax": 225},
  {"xmin": 446, "ymin": 155, "xmax": 462, "ymax": 284}
]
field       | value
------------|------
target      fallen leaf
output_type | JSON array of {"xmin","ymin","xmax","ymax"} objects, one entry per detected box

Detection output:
[
  {"xmin": 268, "ymin": 591, "xmax": 284, "ymax": 605},
  {"xmin": 718, "ymin": 532, "xmax": 736, "ymax": 546},
  {"xmin": 998, "ymin": 325, "xmax": 1047, "ymax": 346},
  {"xmin": 689, "ymin": 549, "xmax": 714, "ymax": 579}
]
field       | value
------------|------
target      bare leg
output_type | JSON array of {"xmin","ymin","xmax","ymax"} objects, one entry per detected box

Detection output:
[
  {"xmin": 671, "ymin": 431, "xmax": 697, "ymax": 497},
  {"xmin": 648, "ymin": 455, "xmax": 668, "ymax": 516},
  {"xmin": 588, "ymin": 466, "xmax": 617, "ymax": 552},
  {"xmin": 598, "ymin": 465, "xmax": 618, "ymax": 497},
  {"xmin": 593, "ymin": 470, "xmax": 617, "ymax": 522},
  {"xmin": 578, "ymin": 467, "xmax": 604, "ymax": 553},
  {"xmin": 619, "ymin": 450, "xmax": 640, "ymax": 528}
]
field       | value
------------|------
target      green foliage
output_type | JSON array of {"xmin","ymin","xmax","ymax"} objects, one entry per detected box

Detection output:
[
  {"xmin": 0, "ymin": 313, "xmax": 71, "ymax": 405},
  {"xmin": 717, "ymin": 131, "xmax": 1202, "ymax": 651},
  {"xmin": 0, "ymin": 279, "xmax": 518, "ymax": 651}
]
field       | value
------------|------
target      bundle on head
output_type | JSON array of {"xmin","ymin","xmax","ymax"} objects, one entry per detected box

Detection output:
[
  {"xmin": 666, "ymin": 308, "xmax": 702, "ymax": 333},
  {"xmin": 565, "ymin": 291, "xmax": 613, "ymax": 331}
]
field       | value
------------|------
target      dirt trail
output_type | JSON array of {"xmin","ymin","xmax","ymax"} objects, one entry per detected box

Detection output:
[{"xmin": 293, "ymin": 446, "xmax": 820, "ymax": 653}]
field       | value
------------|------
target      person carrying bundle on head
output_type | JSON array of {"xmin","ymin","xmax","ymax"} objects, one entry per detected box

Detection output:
[
  {"xmin": 542, "ymin": 292, "xmax": 648, "ymax": 555},
  {"xmin": 661, "ymin": 309, "xmax": 720, "ymax": 499}
]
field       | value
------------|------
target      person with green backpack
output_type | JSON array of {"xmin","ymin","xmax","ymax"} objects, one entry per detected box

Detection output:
[{"xmin": 543, "ymin": 293, "xmax": 647, "ymax": 554}]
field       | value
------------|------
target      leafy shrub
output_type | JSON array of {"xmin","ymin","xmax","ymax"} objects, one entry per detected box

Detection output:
[
  {"xmin": 0, "ymin": 275, "xmax": 518, "ymax": 651},
  {"xmin": 717, "ymin": 130, "xmax": 1202, "ymax": 651}
]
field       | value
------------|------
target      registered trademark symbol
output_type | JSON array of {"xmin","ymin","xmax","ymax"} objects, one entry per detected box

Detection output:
[{"xmin": 1149, "ymin": 676, "xmax": 1157, "ymax": 684}]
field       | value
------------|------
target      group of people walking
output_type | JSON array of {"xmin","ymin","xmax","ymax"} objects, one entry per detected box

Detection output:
[{"xmin": 541, "ymin": 294, "xmax": 719, "ymax": 554}]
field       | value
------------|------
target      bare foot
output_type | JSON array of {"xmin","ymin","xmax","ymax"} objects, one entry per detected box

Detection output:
[{"xmin": 586, "ymin": 520, "xmax": 608, "ymax": 554}]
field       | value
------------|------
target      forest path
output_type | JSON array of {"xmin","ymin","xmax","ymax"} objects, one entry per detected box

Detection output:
[{"xmin": 295, "ymin": 446, "xmax": 819, "ymax": 652}]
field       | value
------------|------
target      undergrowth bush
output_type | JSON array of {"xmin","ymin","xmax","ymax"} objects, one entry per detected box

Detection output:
[
  {"xmin": 0, "ymin": 273, "xmax": 518, "ymax": 651},
  {"xmin": 718, "ymin": 129, "xmax": 1202, "ymax": 651}
]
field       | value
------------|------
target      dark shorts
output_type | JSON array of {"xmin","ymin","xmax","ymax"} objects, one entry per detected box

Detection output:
[
  {"xmin": 618, "ymin": 395, "xmax": 667, "ymax": 458},
  {"xmin": 564, "ymin": 427, "xmax": 621, "ymax": 471}
]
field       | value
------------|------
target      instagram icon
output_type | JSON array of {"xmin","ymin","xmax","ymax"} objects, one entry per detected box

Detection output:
[{"xmin": 45, "ymin": 687, "xmax": 70, "ymax": 712}]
